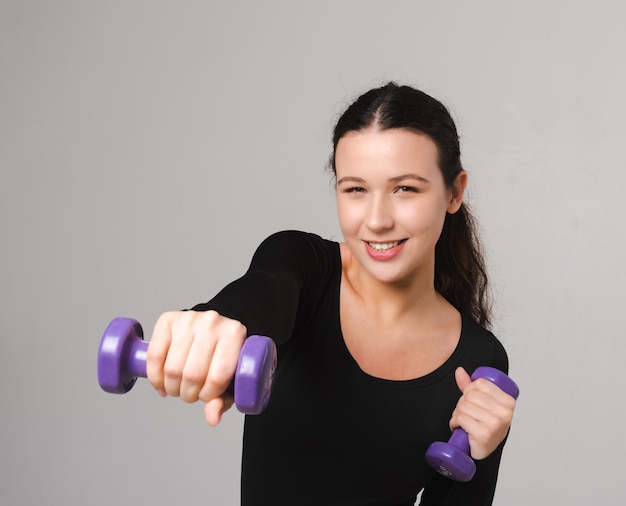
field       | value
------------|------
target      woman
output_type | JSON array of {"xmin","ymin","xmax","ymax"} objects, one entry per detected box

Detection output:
[{"xmin": 147, "ymin": 82, "xmax": 516, "ymax": 505}]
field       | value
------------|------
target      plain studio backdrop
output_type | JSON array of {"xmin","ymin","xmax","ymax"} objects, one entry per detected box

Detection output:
[{"xmin": 1, "ymin": 1, "xmax": 625, "ymax": 504}]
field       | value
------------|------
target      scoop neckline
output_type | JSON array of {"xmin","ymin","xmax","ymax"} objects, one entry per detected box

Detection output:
[{"xmin": 331, "ymin": 242, "xmax": 469, "ymax": 389}]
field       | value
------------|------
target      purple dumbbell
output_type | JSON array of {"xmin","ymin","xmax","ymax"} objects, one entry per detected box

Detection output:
[
  {"xmin": 97, "ymin": 317, "xmax": 276, "ymax": 415},
  {"xmin": 425, "ymin": 366, "xmax": 519, "ymax": 482}
]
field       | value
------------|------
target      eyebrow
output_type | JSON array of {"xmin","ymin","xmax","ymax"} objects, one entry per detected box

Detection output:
[
  {"xmin": 389, "ymin": 173, "xmax": 430, "ymax": 184},
  {"xmin": 336, "ymin": 173, "xmax": 430, "ymax": 185}
]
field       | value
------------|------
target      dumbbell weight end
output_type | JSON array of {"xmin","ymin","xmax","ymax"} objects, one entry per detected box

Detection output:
[{"xmin": 98, "ymin": 317, "xmax": 147, "ymax": 394}]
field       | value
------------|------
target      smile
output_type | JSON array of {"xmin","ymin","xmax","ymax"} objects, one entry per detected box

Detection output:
[{"xmin": 366, "ymin": 240, "xmax": 406, "ymax": 251}]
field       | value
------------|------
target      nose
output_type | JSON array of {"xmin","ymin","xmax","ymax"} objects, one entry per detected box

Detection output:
[{"xmin": 366, "ymin": 194, "xmax": 394, "ymax": 232}]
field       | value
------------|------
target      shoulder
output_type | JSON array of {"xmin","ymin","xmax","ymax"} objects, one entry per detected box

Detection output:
[
  {"xmin": 254, "ymin": 230, "xmax": 338, "ymax": 260},
  {"xmin": 250, "ymin": 230, "xmax": 340, "ymax": 273},
  {"xmin": 461, "ymin": 315, "xmax": 510, "ymax": 374},
  {"xmin": 257, "ymin": 230, "xmax": 333, "ymax": 249},
  {"xmin": 258, "ymin": 230, "xmax": 338, "ymax": 248}
]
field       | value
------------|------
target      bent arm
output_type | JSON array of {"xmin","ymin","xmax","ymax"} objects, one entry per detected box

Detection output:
[{"xmin": 190, "ymin": 230, "xmax": 326, "ymax": 345}]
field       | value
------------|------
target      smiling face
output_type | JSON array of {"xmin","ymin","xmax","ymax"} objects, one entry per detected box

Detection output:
[{"xmin": 335, "ymin": 128, "xmax": 466, "ymax": 287}]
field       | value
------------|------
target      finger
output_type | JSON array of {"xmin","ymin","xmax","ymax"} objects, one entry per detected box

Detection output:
[
  {"xmin": 474, "ymin": 378, "xmax": 517, "ymax": 406},
  {"xmin": 454, "ymin": 367, "xmax": 472, "ymax": 393},
  {"xmin": 452, "ymin": 405, "xmax": 513, "ymax": 460},
  {"xmin": 450, "ymin": 390, "xmax": 515, "ymax": 458},
  {"xmin": 453, "ymin": 386, "xmax": 515, "ymax": 424},
  {"xmin": 179, "ymin": 325, "xmax": 217, "ymax": 403},
  {"xmin": 198, "ymin": 323, "xmax": 246, "ymax": 403},
  {"xmin": 162, "ymin": 314, "xmax": 196, "ymax": 397},
  {"xmin": 204, "ymin": 394, "xmax": 234, "ymax": 427},
  {"xmin": 455, "ymin": 392, "xmax": 496, "ymax": 425},
  {"xmin": 146, "ymin": 312, "xmax": 174, "ymax": 396},
  {"xmin": 460, "ymin": 379, "xmax": 517, "ymax": 416},
  {"xmin": 450, "ymin": 378, "xmax": 515, "ymax": 431}
]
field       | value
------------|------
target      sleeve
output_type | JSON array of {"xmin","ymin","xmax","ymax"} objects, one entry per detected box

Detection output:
[
  {"xmin": 189, "ymin": 230, "xmax": 328, "ymax": 345},
  {"xmin": 420, "ymin": 331, "xmax": 512, "ymax": 505}
]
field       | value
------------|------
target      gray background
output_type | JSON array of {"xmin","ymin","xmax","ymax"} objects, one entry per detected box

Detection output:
[{"xmin": 2, "ymin": 1, "xmax": 625, "ymax": 504}]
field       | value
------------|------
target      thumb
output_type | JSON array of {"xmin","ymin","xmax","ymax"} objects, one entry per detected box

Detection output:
[
  {"xmin": 455, "ymin": 367, "xmax": 472, "ymax": 394},
  {"xmin": 204, "ymin": 394, "xmax": 235, "ymax": 427}
]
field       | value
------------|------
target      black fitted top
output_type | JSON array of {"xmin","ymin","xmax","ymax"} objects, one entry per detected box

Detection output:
[{"xmin": 192, "ymin": 231, "xmax": 510, "ymax": 506}]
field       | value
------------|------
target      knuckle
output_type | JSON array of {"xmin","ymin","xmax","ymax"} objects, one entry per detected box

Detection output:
[
  {"xmin": 213, "ymin": 312, "xmax": 246, "ymax": 334},
  {"xmin": 485, "ymin": 413, "xmax": 509, "ymax": 436},
  {"xmin": 496, "ymin": 406, "xmax": 514, "ymax": 425},
  {"xmin": 505, "ymin": 396, "xmax": 517, "ymax": 410},
  {"xmin": 173, "ymin": 311, "xmax": 193, "ymax": 330},
  {"xmin": 180, "ymin": 390, "xmax": 199, "ymax": 404},
  {"xmin": 200, "ymin": 310, "xmax": 220, "ymax": 326},
  {"xmin": 163, "ymin": 364, "xmax": 183, "ymax": 381},
  {"xmin": 472, "ymin": 424, "xmax": 490, "ymax": 442},
  {"xmin": 190, "ymin": 311, "xmax": 220, "ymax": 335},
  {"xmin": 460, "ymin": 390, "xmax": 478, "ymax": 405},
  {"xmin": 472, "ymin": 378, "xmax": 493, "ymax": 393},
  {"xmin": 183, "ymin": 366, "xmax": 207, "ymax": 387},
  {"xmin": 224, "ymin": 318, "xmax": 246, "ymax": 334},
  {"xmin": 157, "ymin": 311, "xmax": 180, "ymax": 330},
  {"xmin": 146, "ymin": 345, "xmax": 160, "ymax": 363},
  {"xmin": 207, "ymin": 366, "xmax": 233, "ymax": 390},
  {"xmin": 156, "ymin": 311, "xmax": 173, "ymax": 325}
]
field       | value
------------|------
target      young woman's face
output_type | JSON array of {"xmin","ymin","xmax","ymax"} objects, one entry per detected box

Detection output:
[{"xmin": 335, "ymin": 128, "xmax": 465, "ymax": 285}]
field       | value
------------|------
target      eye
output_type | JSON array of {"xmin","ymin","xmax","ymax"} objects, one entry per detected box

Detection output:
[
  {"xmin": 394, "ymin": 185, "xmax": 419, "ymax": 194},
  {"xmin": 343, "ymin": 186, "xmax": 366, "ymax": 194}
]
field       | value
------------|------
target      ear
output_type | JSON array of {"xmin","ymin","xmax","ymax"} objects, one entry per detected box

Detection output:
[{"xmin": 447, "ymin": 170, "xmax": 467, "ymax": 214}]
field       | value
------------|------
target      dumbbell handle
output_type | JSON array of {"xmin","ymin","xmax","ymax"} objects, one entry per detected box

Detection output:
[
  {"xmin": 98, "ymin": 317, "xmax": 276, "ymax": 415},
  {"xmin": 121, "ymin": 338, "xmax": 149, "ymax": 380},
  {"xmin": 446, "ymin": 426, "xmax": 471, "ymax": 455}
]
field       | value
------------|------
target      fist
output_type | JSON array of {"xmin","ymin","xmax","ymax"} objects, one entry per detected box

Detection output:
[
  {"xmin": 146, "ymin": 310, "xmax": 247, "ymax": 426},
  {"xmin": 449, "ymin": 367, "xmax": 517, "ymax": 460}
]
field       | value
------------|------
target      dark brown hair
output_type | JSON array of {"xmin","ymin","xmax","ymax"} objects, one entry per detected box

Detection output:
[{"xmin": 329, "ymin": 82, "xmax": 492, "ymax": 328}]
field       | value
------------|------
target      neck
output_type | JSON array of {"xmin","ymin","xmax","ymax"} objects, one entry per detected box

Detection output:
[{"xmin": 342, "ymin": 248, "xmax": 441, "ymax": 321}]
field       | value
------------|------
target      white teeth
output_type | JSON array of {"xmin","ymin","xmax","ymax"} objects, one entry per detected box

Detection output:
[{"xmin": 367, "ymin": 241, "xmax": 401, "ymax": 251}]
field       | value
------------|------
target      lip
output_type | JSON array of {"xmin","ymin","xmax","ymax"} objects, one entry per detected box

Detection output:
[{"xmin": 363, "ymin": 239, "xmax": 407, "ymax": 260}]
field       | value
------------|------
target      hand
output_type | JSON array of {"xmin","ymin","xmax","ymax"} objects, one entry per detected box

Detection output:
[
  {"xmin": 449, "ymin": 367, "xmax": 517, "ymax": 460},
  {"xmin": 146, "ymin": 310, "xmax": 247, "ymax": 426}
]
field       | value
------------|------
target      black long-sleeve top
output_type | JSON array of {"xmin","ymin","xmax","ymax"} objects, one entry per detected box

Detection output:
[{"xmin": 192, "ymin": 230, "xmax": 510, "ymax": 505}]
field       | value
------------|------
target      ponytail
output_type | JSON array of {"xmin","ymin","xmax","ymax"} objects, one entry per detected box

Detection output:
[{"xmin": 435, "ymin": 203, "xmax": 492, "ymax": 328}]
